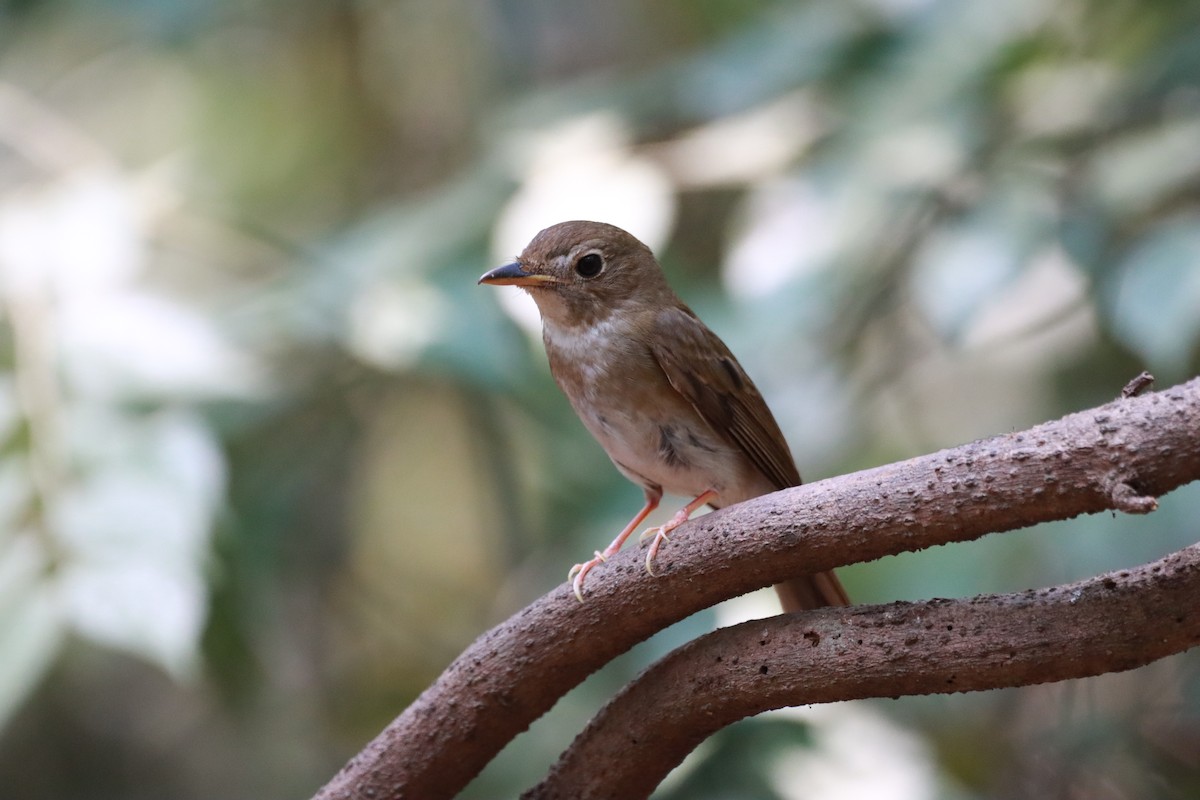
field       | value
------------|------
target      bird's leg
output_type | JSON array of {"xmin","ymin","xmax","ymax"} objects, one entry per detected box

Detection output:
[
  {"xmin": 568, "ymin": 490, "xmax": 661, "ymax": 602},
  {"xmin": 640, "ymin": 489, "xmax": 718, "ymax": 576}
]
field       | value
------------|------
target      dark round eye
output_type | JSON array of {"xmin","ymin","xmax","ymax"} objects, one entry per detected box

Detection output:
[{"xmin": 574, "ymin": 253, "xmax": 604, "ymax": 278}]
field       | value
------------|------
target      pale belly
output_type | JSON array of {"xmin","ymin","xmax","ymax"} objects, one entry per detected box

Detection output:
[
  {"xmin": 580, "ymin": 401, "xmax": 734, "ymax": 498},
  {"xmin": 545, "ymin": 322, "xmax": 753, "ymax": 504}
]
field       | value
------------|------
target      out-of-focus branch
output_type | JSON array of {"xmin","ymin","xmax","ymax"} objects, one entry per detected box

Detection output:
[
  {"xmin": 312, "ymin": 377, "xmax": 1200, "ymax": 800},
  {"xmin": 527, "ymin": 543, "xmax": 1200, "ymax": 799}
]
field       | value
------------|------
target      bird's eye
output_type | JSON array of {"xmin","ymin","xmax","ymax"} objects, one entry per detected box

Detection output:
[{"xmin": 574, "ymin": 253, "xmax": 604, "ymax": 278}]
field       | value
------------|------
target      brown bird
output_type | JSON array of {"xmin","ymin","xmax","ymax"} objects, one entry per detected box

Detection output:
[{"xmin": 479, "ymin": 220, "xmax": 848, "ymax": 612}]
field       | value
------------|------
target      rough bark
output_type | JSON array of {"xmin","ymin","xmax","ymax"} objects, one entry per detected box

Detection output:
[
  {"xmin": 312, "ymin": 377, "xmax": 1200, "ymax": 800},
  {"xmin": 526, "ymin": 543, "xmax": 1200, "ymax": 799}
]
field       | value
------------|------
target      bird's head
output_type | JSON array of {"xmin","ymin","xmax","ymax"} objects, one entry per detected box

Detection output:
[{"xmin": 479, "ymin": 221, "xmax": 675, "ymax": 329}]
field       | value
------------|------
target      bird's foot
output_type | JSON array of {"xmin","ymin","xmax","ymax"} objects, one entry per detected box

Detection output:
[
  {"xmin": 638, "ymin": 489, "xmax": 718, "ymax": 576},
  {"xmin": 640, "ymin": 515, "xmax": 687, "ymax": 576},
  {"xmin": 643, "ymin": 528, "xmax": 670, "ymax": 576},
  {"xmin": 567, "ymin": 551, "xmax": 608, "ymax": 602}
]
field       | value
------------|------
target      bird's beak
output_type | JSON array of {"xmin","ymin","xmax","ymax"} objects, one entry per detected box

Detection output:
[{"xmin": 477, "ymin": 262, "xmax": 559, "ymax": 287}]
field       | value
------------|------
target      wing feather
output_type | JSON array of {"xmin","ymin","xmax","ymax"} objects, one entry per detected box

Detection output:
[{"xmin": 647, "ymin": 306, "xmax": 800, "ymax": 491}]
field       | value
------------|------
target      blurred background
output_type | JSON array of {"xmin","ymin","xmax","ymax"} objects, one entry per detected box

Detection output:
[{"xmin": 1, "ymin": 0, "xmax": 1199, "ymax": 798}]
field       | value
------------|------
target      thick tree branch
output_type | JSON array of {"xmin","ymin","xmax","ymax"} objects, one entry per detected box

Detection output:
[
  {"xmin": 313, "ymin": 378, "xmax": 1200, "ymax": 800},
  {"xmin": 526, "ymin": 543, "xmax": 1200, "ymax": 799}
]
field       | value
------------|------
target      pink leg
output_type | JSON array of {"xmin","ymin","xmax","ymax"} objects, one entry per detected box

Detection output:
[
  {"xmin": 641, "ymin": 489, "xmax": 718, "ymax": 576},
  {"xmin": 568, "ymin": 491, "xmax": 661, "ymax": 602}
]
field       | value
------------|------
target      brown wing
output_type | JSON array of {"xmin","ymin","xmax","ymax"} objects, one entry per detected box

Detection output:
[
  {"xmin": 649, "ymin": 306, "xmax": 850, "ymax": 610},
  {"xmin": 647, "ymin": 305, "xmax": 800, "ymax": 491}
]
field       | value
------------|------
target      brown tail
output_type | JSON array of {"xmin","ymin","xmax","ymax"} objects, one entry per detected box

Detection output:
[{"xmin": 774, "ymin": 570, "xmax": 850, "ymax": 612}]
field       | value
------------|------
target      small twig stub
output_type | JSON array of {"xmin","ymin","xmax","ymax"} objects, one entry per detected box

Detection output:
[{"xmin": 1122, "ymin": 371, "xmax": 1155, "ymax": 398}]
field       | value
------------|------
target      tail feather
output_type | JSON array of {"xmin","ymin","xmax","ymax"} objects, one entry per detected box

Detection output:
[{"xmin": 774, "ymin": 570, "xmax": 850, "ymax": 612}]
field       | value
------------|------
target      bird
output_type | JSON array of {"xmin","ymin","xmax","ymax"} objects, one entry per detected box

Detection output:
[{"xmin": 479, "ymin": 220, "xmax": 848, "ymax": 612}]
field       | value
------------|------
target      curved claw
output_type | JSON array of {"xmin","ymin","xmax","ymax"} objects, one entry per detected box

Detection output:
[
  {"xmin": 569, "ymin": 566, "xmax": 587, "ymax": 602},
  {"xmin": 645, "ymin": 531, "xmax": 669, "ymax": 576},
  {"xmin": 638, "ymin": 526, "xmax": 662, "ymax": 547},
  {"xmin": 567, "ymin": 562, "xmax": 587, "ymax": 602},
  {"xmin": 568, "ymin": 552, "xmax": 609, "ymax": 603}
]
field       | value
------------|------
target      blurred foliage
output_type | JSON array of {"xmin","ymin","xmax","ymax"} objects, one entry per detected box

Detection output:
[{"xmin": 0, "ymin": 0, "xmax": 1198, "ymax": 798}]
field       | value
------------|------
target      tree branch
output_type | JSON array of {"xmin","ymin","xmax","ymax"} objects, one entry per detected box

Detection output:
[
  {"xmin": 312, "ymin": 377, "xmax": 1200, "ymax": 800},
  {"xmin": 526, "ymin": 543, "xmax": 1200, "ymax": 799}
]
